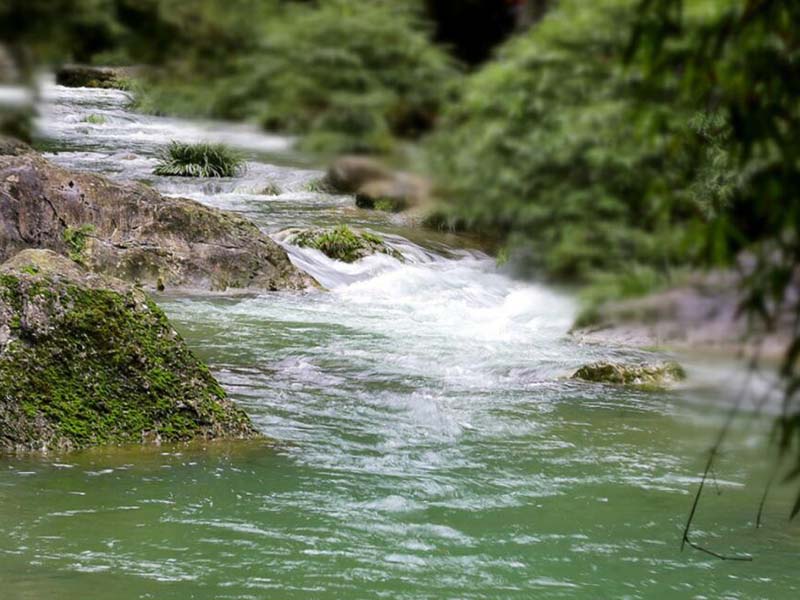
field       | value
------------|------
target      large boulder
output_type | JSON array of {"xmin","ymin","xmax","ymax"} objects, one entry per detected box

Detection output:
[
  {"xmin": 0, "ymin": 147, "xmax": 314, "ymax": 291},
  {"xmin": 0, "ymin": 249, "xmax": 257, "ymax": 452},
  {"xmin": 326, "ymin": 155, "xmax": 430, "ymax": 213}
]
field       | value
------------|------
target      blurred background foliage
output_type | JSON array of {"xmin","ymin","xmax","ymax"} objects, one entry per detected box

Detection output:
[{"xmin": 1, "ymin": 0, "xmax": 798, "ymax": 500}]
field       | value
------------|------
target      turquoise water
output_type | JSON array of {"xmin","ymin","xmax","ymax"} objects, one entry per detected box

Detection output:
[{"xmin": 0, "ymin": 80, "xmax": 798, "ymax": 599}]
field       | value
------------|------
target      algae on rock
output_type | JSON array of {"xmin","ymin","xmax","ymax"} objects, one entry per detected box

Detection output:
[
  {"xmin": 0, "ymin": 249, "xmax": 257, "ymax": 452},
  {"xmin": 572, "ymin": 361, "xmax": 686, "ymax": 388}
]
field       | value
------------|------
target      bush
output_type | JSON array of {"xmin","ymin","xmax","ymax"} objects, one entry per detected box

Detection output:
[
  {"xmin": 425, "ymin": 0, "xmax": 709, "ymax": 285},
  {"xmin": 153, "ymin": 141, "xmax": 244, "ymax": 178},
  {"xmin": 136, "ymin": 0, "xmax": 457, "ymax": 154}
]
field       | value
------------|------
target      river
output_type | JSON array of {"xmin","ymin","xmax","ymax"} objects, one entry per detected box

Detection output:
[{"xmin": 0, "ymin": 80, "xmax": 798, "ymax": 599}]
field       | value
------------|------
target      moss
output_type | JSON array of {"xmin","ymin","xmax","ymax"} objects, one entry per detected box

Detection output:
[
  {"xmin": 62, "ymin": 224, "xmax": 96, "ymax": 264},
  {"xmin": 293, "ymin": 225, "xmax": 402, "ymax": 263},
  {"xmin": 0, "ymin": 272, "xmax": 254, "ymax": 451}
]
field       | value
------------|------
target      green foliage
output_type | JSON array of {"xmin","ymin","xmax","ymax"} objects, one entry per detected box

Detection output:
[
  {"xmin": 153, "ymin": 141, "xmax": 244, "ymax": 178},
  {"xmin": 632, "ymin": 0, "xmax": 800, "ymax": 516},
  {"xmin": 62, "ymin": 224, "xmax": 96, "ymax": 264},
  {"xmin": 427, "ymin": 0, "xmax": 711, "ymax": 286},
  {"xmin": 136, "ymin": 0, "xmax": 457, "ymax": 153},
  {"xmin": 0, "ymin": 0, "xmax": 278, "ymax": 76}
]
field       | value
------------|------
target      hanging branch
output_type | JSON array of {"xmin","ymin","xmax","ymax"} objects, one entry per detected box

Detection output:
[
  {"xmin": 756, "ymin": 467, "xmax": 777, "ymax": 529},
  {"xmin": 680, "ymin": 369, "xmax": 755, "ymax": 561}
]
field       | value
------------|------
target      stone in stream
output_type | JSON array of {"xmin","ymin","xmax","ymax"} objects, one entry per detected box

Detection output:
[
  {"xmin": 569, "ymin": 269, "xmax": 792, "ymax": 359},
  {"xmin": 0, "ymin": 249, "xmax": 258, "ymax": 452},
  {"xmin": 572, "ymin": 361, "xmax": 686, "ymax": 387},
  {"xmin": 326, "ymin": 155, "xmax": 430, "ymax": 213},
  {"xmin": 0, "ymin": 139, "xmax": 314, "ymax": 292},
  {"xmin": 278, "ymin": 225, "xmax": 403, "ymax": 263},
  {"xmin": 54, "ymin": 64, "xmax": 140, "ymax": 90}
]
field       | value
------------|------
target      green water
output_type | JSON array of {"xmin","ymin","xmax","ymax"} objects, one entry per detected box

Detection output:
[{"xmin": 1, "ymin": 79, "xmax": 798, "ymax": 600}]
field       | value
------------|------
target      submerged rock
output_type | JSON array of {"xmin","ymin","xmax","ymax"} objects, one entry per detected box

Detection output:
[
  {"xmin": 326, "ymin": 155, "xmax": 430, "ymax": 213},
  {"xmin": 55, "ymin": 64, "xmax": 139, "ymax": 89},
  {"xmin": 0, "ymin": 147, "xmax": 314, "ymax": 292},
  {"xmin": 0, "ymin": 249, "xmax": 257, "ymax": 452},
  {"xmin": 280, "ymin": 225, "xmax": 403, "ymax": 263},
  {"xmin": 572, "ymin": 361, "xmax": 686, "ymax": 387}
]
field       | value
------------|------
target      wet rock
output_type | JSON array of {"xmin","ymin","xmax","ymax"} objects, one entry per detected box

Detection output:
[
  {"xmin": 570, "ymin": 270, "xmax": 792, "ymax": 358},
  {"xmin": 572, "ymin": 361, "xmax": 686, "ymax": 387},
  {"xmin": 326, "ymin": 156, "xmax": 392, "ymax": 193},
  {"xmin": 0, "ymin": 147, "xmax": 314, "ymax": 292},
  {"xmin": 279, "ymin": 225, "xmax": 403, "ymax": 263},
  {"xmin": 55, "ymin": 64, "xmax": 140, "ymax": 89},
  {"xmin": 0, "ymin": 249, "xmax": 258, "ymax": 453},
  {"xmin": 326, "ymin": 155, "xmax": 430, "ymax": 212}
]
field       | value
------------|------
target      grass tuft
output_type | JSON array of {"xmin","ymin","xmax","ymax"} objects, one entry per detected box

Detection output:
[
  {"xmin": 153, "ymin": 141, "xmax": 244, "ymax": 178},
  {"xmin": 293, "ymin": 225, "xmax": 402, "ymax": 263},
  {"xmin": 82, "ymin": 114, "xmax": 107, "ymax": 125}
]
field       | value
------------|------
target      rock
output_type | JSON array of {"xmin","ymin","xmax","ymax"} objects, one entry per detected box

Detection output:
[
  {"xmin": 0, "ymin": 148, "xmax": 314, "ymax": 292},
  {"xmin": 572, "ymin": 361, "xmax": 686, "ymax": 387},
  {"xmin": 55, "ymin": 64, "xmax": 140, "ymax": 90},
  {"xmin": 0, "ymin": 249, "xmax": 258, "ymax": 452},
  {"xmin": 570, "ymin": 270, "xmax": 792, "ymax": 358},
  {"xmin": 0, "ymin": 136, "xmax": 33, "ymax": 156},
  {"xmin": 327, "ymin": 156, "xmax": 392, "ymax": 193},
  {"xmin": 326, "ymin": 155, "xmax": 430, "ymax": 212},
  {"xmin": 278, "ymin": 225, "xmax": 403, "ymax": 263}
]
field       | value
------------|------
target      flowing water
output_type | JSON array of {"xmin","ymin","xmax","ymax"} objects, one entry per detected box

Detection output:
[{"xmin": 1, "ymin": 80, "xmax": 798, "ymax": 599}]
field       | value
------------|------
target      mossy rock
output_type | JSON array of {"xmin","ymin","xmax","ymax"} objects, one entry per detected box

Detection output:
[
  {"xmin": 0, "ymin": 249, "xmax": 258, "ymax": 453},
  {"xmin": 572, "ymin": 360, "xmax": 686, "ymax": 387},
  {"xmin": 283, "ymin": 225, "xmax": 403, "ymax": 263}
]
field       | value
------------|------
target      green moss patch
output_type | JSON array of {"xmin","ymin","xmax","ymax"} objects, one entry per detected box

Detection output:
[{"xmin": 62, "ymin": 224, "xmax": 95, "ymax": 264}]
